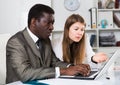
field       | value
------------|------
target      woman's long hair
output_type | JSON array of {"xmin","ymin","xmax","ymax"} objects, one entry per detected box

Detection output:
[{"xmin": 62, "ymin": 14, "xmax": 86, "ymax": 65}]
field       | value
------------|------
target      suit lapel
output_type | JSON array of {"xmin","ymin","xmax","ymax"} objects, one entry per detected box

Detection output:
[
  {"xmin": 42, "ymin": 39, "xmax": 52, "ymax": 65},
  {"xmin": 22, "ymin": 28, "xmax": 44, "ymax": 64},
  {"xmin": 22, "ymin": 28, "xmax": 52, "ymax": 66}
]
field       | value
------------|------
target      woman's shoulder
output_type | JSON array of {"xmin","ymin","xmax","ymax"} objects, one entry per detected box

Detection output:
[
  {"xmin": 51, "ymin": 33, "xmax": 63, "ymax": 61},
  {"xmin": 51, "ymin": 33, "xmax": 63, "ymax": 46}
]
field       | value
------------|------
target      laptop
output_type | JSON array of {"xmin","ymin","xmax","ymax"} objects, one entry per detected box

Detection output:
[{"xmin": 59, "ymin": 49, "xmax": 120, "ymax": 80}]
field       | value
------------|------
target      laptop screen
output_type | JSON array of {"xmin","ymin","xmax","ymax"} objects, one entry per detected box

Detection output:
[{"xmin": 59, "ymin": 49, "xmax": 120, "ymax": 80}]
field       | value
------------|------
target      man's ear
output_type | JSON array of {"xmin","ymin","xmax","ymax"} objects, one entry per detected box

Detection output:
[{"xmin": 31, "ymin": 18, "xmax": 36, "ymax": 27}]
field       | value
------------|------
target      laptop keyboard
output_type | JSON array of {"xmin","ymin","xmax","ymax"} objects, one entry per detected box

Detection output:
[{"xmin": 75, "ymin": 71, "xmax": 98, "ymax": 77}]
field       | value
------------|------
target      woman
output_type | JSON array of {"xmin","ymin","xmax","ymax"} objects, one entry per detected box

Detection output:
[{"xmin": 52, "ymin": 14, "xmax": 107, "ymax": 69}]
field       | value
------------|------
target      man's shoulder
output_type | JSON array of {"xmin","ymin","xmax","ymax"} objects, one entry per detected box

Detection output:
[
  {"xmin": 9, "ymin": 31, "xmax": 23, "ymax": 40},
  {"xmin": 7, "ymin": 29, "xmax": 26, "ymax": 44}
]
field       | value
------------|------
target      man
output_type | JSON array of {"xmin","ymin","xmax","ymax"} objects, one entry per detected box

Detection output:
[{"xmin": 6, "ymin": 4, "xmax": 90, "ymax": 84}]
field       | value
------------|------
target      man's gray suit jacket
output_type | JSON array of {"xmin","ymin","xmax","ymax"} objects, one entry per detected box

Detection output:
[{"xmin": 6, "ymin": 28, "xmax": 69, "ymax": 84}]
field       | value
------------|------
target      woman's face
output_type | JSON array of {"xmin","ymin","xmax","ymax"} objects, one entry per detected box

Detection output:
[{"xmin": 69, "ymin": 22, "xmax": 85, "ymax": 43}]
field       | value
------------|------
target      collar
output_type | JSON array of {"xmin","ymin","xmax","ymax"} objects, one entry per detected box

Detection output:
[{"xmin": 27, "ymin": 27, "xmax": 38, "ymax": 43}]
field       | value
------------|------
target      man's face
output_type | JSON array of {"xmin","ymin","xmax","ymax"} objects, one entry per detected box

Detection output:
[{"xmin": 34, "ymin": 13, "xmax": 54, "ymax": 39}]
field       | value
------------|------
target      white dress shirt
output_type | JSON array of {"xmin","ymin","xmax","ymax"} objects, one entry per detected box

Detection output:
[{"xmin": 27, "ymin": 27, "xmax": 38, "ymax": 43}]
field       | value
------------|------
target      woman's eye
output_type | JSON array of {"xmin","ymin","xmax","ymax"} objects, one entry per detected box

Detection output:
[
  {"xmin": 81, "ymin": 29, "xmax": 84, "ymax": 31},
  {"xmin": 74, "ymin": 28, "xmax": 78, "ymax": 30}
]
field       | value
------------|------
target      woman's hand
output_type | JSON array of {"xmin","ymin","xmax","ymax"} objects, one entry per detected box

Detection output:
[{"xmin": 92, "ymin": 52, "xmax": 108, "ymax": 63}]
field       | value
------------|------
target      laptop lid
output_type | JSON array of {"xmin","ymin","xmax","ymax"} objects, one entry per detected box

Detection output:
[
  {"xmin": 59, "ymin": 49, "xmax": 120, "ymax": 80},
  {"xmin": 94, "ymin": 49, "xmax": 120, "ymax": 80}
]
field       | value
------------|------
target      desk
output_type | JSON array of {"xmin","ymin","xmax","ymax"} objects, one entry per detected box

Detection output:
[
  {"xmin": 7, "ymin": 64, "xmax": 120, "ymax": 85},
  {"xmin": 97, "ymin": 70, "xmax": 120, "ymax": 85},
  {"xmin": 7, "ymin": 69, "xmax": 120, "ymax": 85},
  {"xmin": 38, "ymin": 70, "xmax": 120, "ymax": 85}
]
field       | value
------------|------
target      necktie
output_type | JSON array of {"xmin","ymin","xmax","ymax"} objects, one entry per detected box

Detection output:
[{"xmin": 36, "ymin": 39, "xmax": 45, "ymax": 60}]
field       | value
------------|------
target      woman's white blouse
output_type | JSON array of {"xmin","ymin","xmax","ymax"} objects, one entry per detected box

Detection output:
[{"xmin": 52, "ymin": 33, "xmax": 98, "ymax": 69}]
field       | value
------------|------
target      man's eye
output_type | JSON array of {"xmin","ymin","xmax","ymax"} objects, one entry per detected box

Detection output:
[
  {"xmin": 43, "ymin": 20, "xmax": 48, "ymax": 24},
  {"xmin": 48, "ymin": 20, "xmax": 54, "ymax": 24},
  {"xmin": 51, "ymin": 21, "xmax": 54, "ymax": 24}
]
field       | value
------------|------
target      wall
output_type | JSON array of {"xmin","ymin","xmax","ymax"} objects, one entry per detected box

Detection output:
[
  {"xmin": 0, "ymin": 0, "xmax": 96, "ymax": 34},
  {"xmin": 52, "ymin": 0, "xmax": 96, "ymax": 31},
  {"xmin": 0, "ymin": 0, "xmax": 51, "ymax": 35}
]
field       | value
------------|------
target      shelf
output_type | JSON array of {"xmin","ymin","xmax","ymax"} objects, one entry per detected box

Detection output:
[
  {"xmin": 85, "ymin": 29, "xmax": 97, "ymax": 31},
  {"xmin": 98, "ymin": 46, "xmax": 119, "ymax": 49},
  {"xmin": 98, "ymin": 28, "xmax": 120, "ymax": 31},
  {"xmin": 98, "ymin": 9, "xmax": 120, "ymax": 12},
  {"xmin": 95, "ymin": 0, "xmax": 120, "ymax": 52},
  {"xmin": 92, "ymin": 47, "xmax": 98, "ymax": 49}
]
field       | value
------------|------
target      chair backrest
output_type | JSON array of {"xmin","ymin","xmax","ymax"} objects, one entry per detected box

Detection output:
[{"xmin": 0, "ymin": 34, "xmax": 11, "ymax": 84}]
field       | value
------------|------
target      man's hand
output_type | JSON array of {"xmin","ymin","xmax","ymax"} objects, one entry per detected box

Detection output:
[{"xmin": 60, "ymin": 64, "xmax": 91, "ymax": 77}]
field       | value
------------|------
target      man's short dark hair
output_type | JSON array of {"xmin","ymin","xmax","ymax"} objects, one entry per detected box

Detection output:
[{"xmin": 28, "ymin": 4, "xmax": 54, "ymax": 27}]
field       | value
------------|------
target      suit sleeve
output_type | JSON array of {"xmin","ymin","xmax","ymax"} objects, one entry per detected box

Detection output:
[{"xmin": 6, "ymin": 37, "xmax": 68, "ymax": 82}]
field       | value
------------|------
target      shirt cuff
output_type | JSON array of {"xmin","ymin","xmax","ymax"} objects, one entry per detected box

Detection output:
[
  {"xmin": 67, "ymin": 64, "xmax": 71, "ymax": 68},
  {"xmin": 55, "ymin": 67, "xmax": 60, "ymax": 78},
  {"xmin": 67, "ymin": 64, "xmax": 74, "ymax": 68},
  {"xmin": 91, "ymin": 56, "xmax": 98, "ymax": 64}
]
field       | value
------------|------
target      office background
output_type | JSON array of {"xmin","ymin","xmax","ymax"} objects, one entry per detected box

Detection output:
[
  {"xmin": 0, "ymin": 0, "xmax": 120, "ymax": 84},
  {"xmin": 0, "ymin": 0, "xmax": 96, "ymax": 34}
]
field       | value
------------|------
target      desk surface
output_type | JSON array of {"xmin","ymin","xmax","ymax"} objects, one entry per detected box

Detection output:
[
  {"xmin": 39, "ymin": 70, "xmax": 120, "ymax": 85},
  {"xmin": 7, "ymin": 70, "xmax": 120, "ymax": 85},
  {"xmin": 7, "ymin": 66, "xmax": 120, "ymax": 85}
]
